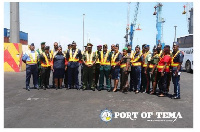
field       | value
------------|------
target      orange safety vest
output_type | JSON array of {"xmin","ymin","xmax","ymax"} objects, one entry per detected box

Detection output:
[
  {"xmin": 111, "ymin": 51, "xmax": 120, "ymax": 66},
  {"xmin": 171, "ymin": 50, "xmax": 181, "ymax": 67},
  {"xmin": 85, "ymin": 51, "xmax": 94, "ymax": 65},
  {"xmin": 26, "ymin": 51, "xmax": 38, "ymax": 65},
  {"xmin": 41, "ymin": 53, "xmax": 52, "ymax": 67},
  {"xmin": 100, "ymin": 50, "xmax": 110, "ymax": 65},
  {"xmin": 69, "ymin": 49, "xmax": 79, "ymax": 62}
]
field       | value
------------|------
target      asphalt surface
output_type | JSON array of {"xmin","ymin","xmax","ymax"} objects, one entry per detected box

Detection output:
[{"xmin": 4, "ymin": 71, "xmax": 193, "ymax": 128}]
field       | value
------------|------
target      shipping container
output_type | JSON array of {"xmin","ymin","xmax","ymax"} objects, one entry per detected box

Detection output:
[{"xmin": 4, "ymin": 28, "xmax": 8, "ymax": 37}]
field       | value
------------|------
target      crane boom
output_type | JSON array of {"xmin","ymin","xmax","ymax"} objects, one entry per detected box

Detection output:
[{"xmin": 129, "ymin": 2, "xmax": 139, "ymax": 48}]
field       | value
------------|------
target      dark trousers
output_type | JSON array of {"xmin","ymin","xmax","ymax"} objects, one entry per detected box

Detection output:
[
  {"xmin": 68, "ymin": 67, "xmax": 79, "ymax": 89},
  {"xmin": 41, "ymin": 66, "xmax": 51, "ymax": 87},
  {"xmin": 83, "ymin": 66, "xmax": 95, "ymax": 89},
  {"xmin": 64, "ymin": 68, "xmax": 68, "ymax": 87},
  {"xmin": 158, "ymin": 72, "xmax": 169, "ymax": 94},
  {"xmin": 26, "ymin": 64, "xmax": 38, "ymax": 88},
  {"xmin": 130, "ymin": 66, "xmax": 141, "ymax": 91},
  {"xmin": 172, "ymin": 71, "xmax": 180, "ymax": 97},
  {"xmin": 141, "ymin": 67, "xmax": 150, "ymax": 92},
  {"xmin": 99, "ymin": 65, "xmax": 111, "ymax": 90},
  {"xmin": 38, "ymin": 67, "xmax": 41, "ymax": 87},
  {"xmin": 95, "ymin": 64, "xmax": 100, "ymax": 87},
  {"xmin": 121, "ymin": 71, "xmax": 129, "ymax": 90}
]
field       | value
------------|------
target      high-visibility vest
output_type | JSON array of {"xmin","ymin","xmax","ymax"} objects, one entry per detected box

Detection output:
[
  {"xmin": 120, "ymin": 63, "xmax": 127, "ymax": 68},
  {"xmin": 41, "ymin": 53, "xmax": 52, "ymax": 67},
  {"xmin": 85, "ymin": 51, "xmax": 94, "ymax": 65},
  {"xmin": 157, "ymin": 55, "xmax": 170, "ymax": 71},
  {"xmin": 148, "ymin": 54, "xmax": 159, "ymax": 68},
  {"xmin": 130, "ymin": 51, "xmax": 135, "ymax": 63},
  {"xmin": 111, "ymin": 51, "xmax": 120, "ymax": 66},
  {"xmin": 69, "ymin": 49, "xmax": 79, "ymax": 62},
  {"xmin": 171, "ymin": 50, "xmax": 181, "ymax": 67},
  {"xmin": 95, "ymin": 51, "xmax": 100, "ymax": 64},
  {"xmin": 26, "ymin": 50, "xmax": 38, "ymax": 65},
  {"xmin": 100, "ymin": 50, "xmax": 111, "ymax": 65},
  {"xmin": 131, "ymin": 52, "xmax": 142, "ymax": 66},
  {"xmin": 142, "ymin": 51, "xmax": 150, "ymax": 67},
  {"xmin": 39, "ymin": 48, "xmax": 44, "ymax": 55}
]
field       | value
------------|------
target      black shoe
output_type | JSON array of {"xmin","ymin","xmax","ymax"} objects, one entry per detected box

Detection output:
[
  {"xmin": 173, "ymin": 96, "xmax": 180, "ymax": 99},
  {"xmin": 35, "ymin": 86, "xmax": 39, "ymax": 90},
  {"xmin": 55, "ymin": 86, "xmax": 58, "ymax": 90},
  {"xmin": 92, "ymin": 88, "xmax": 95, "ymax": 91},
  {"xmin": 51, "ymin": 85, "xmax": 55, "ymax": 88},
  {"xmin": 42, "ymin": 86, "xmax": 46, "ymax": 90},
  {"xmin": 82, "ymin": 88, "xmax": 85, "ymax": 91},
  {"xmin": 46, "ymin": 85, "xmax": 50, "ymax": 89},
  {"xmin": 107, "ymin": 89, "xmax": 111, "ymax": 92},
  {"xmin": 26, "ymin": 86, "xmax": 30, "ymax": 91},
  {"xmin": 135, "ymin": 90, "xmax": 139, "ymax": 94}
]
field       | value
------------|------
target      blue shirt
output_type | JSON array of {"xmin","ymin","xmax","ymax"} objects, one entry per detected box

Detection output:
[
  {"xmin": 172, "ymin": 51, "xmax": 184, "ymax": 71},
  {"xmin": 53, "ymin": 53, "xmax": 65, "ymax": 69},
  {"xmin": 22, "ymin": 50, "xmax": 38, "ymax": 65}
]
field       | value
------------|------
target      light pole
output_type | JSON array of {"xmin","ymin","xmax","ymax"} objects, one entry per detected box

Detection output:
[
  {"xmin": 83, "ymin": 14, "xmax": 85, "ymax": 51},
  {"xmin": 174, "ymin": 26, "xmax": 177, "ymax": 42}
]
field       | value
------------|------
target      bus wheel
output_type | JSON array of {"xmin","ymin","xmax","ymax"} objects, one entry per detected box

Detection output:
[{"xmin": 185, "ymin": 60, "xmax": 191, "ymax": 73}]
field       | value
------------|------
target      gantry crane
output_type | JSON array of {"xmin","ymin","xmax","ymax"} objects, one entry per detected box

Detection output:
[
  {"xmin": 124, "ymin": 2, "xmax": 131, "ymax": 46},
  {"xmin": 153, "ymin": 2, "xmax": 165, "ymax": 49},
  {"xmin": 129, "ymin": 2, "xmax": 140, "ymax": 48}
]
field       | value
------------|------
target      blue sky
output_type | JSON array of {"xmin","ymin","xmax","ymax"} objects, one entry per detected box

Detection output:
[{"xmin": 4, "ymin": 2, "xmax": 192, "ymax": 51}]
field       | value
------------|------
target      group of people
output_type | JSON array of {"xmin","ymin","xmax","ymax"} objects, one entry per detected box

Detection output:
[{"xmin": 22, "ymin": 41, "xmax": 184, "ymax": 99}]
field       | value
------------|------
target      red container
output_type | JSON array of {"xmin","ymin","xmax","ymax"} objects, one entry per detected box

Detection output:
[{"xmin": 4, "ymin": 37, "xmax": 9, "ymax": 43}]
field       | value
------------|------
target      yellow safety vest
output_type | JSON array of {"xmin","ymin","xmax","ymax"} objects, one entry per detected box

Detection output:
[
  {"xmin": 171, "ymin": 50, "xmax": 181, "ymax": 67},
  {"xmin": 95, "ymin": 51, "xmax": 100, "ymax": 64},
  {"xmin": 100, "ymin": 50, "xmax": 110, "ymax": 65},
  {"xmin": 85, "ymin": 51, "xmax": 94, "ymax": 65},
  {"xmin": 111, "ymin": 51, "xmax": 120, "ymax": 66},
  {"xmin": 69, "ymin": 49, "xmax": 79, "ymax": 62},
  {"xmin": 26, "ymin": 51, "xmax": 38, "ymax": 65}
]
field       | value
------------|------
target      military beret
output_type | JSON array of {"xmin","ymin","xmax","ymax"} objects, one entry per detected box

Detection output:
[
  {"xmin": 103, "ymin": 44, "xmax": 108, "ymax": 47},
  {"xmin": 123, "ymin": 47, "xmax": 128, "ymax": 51},
  {"xmin": 142, "ymin": 44, "xmax": 147, "ymax": 48},
  {"xmin": 116, "ymin": 44, "xmax": 119, "ymax": 47},
  {"xmin": 87, "ymin": 43, "xmax": 93, "ymax": 48},
  {"xmin": 30, "ymin": 43, "xmax": 34, "ymax": 46},
  {"xmin": 72, "ymin": 41, "xmax": 76, "ymax": 45},
  {"xmin": 173, "ymin": 42, "xmax": 179, "ymax": 46},
  {"xmin": 44, "ymin": 46, "xmax": 50, "ymax": 50},
  {"xmin": 135, "ymin": 45, "xmax": 140, "ymax": 49},
  {"xmin": 97, "ymin": 45, "xmax": 102, "ymax": 47},
  {"xmin": 144, "ymin": 45, "xmax": 150, "ymax": 48},
  {"xmin": 68, "ymin": 44, "xmax": 71, "ymax": 46},
  {"xmin": 41, "ymin": 42, "xmax": 46, "ymax": 45},
  {"xmin": 153, "ymin": 45, "xmax": 157, "ymax": 50}
]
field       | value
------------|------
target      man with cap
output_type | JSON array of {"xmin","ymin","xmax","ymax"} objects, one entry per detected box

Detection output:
[
  {"xmin": 149, "ymin": 46, "xmax": 160, "ymax": 95},
  {"xmin": 157, "ymin": 45, "xmax": 171, "ymax": 97},
  {"xmin": 80, "ymin": 45, "xmax": 88, "ymax": 89},
  {"xmin": 129, "ymin": 45, "xmax": 143, "ymax": 94},
  {"xmin": 99, "ymin": 44, "xmax": 112, "ymax": 92},
  {"xmin": 36, "ymin": 42, "xmax": 46, "ymax": 87},
  {"xmin": 40, "ymin": 46, "xmax": 52, "ymax": 90},
  {"xmin": 22, "ymin": 43, "xmax": 39, "ymax": 91},
  {"xmin": 141, "ymin": 44, "xmax": 151, "ymax": 93},
  {"xmin": 111, "ymin": 44, "xmax": 122, "ymax": 92},
  {"xmin": 63, "ymin": 44, "xmax": 71, "ymax": 89},
  {"xmin": 50, "ymin": 42, "xmax": 59, "ymax": 88},
  {"xmin": 95, "ymin": 45, "xmax": 102, "ymax": 89},
  {"xmin": 82, "ymin": 43, "xmax": 96, "ymax": 91},
  {"xmin": 127, "ymin": 44, "xmax": 135, "ymax": 92},
  {"xmin": 140, "ymin": 44, "xmax": 147, "ymax": 92},
  {"xmin": 171, "ymin": 42, "xmax": 184, "ymax": 99},
  {"xmin": 144, "ymin": 45, "xmax": 152, "ymax": 94},
  {"xmin": 66, "ymin": 41, "xmax": 82, "ymax": 90},
  {"xmin": 120, "ymin": 47, "xmax": 131, "ymax": 93}
]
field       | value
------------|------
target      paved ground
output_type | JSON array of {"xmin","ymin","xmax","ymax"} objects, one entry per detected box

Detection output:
[{"xmin": 4, "ymin": 71, "xmax": 193, "ymax": 128}]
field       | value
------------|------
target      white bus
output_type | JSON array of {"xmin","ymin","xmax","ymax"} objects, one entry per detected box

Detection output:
[{"xmin": 177, "ymin": 34, "xmax": 193, "ymax": 73}]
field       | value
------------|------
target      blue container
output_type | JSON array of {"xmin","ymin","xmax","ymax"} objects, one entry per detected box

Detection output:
[
  {"xmin": 25, "ymin": 33, "xmax": 28, "ymax": 41},
  {"xmin": 19, "ymin": 31, "xmax": 23, "ymax": 40},
  {"xmin": 4, "ymin": 28, "xmax": 8, "ymax": 37}
]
